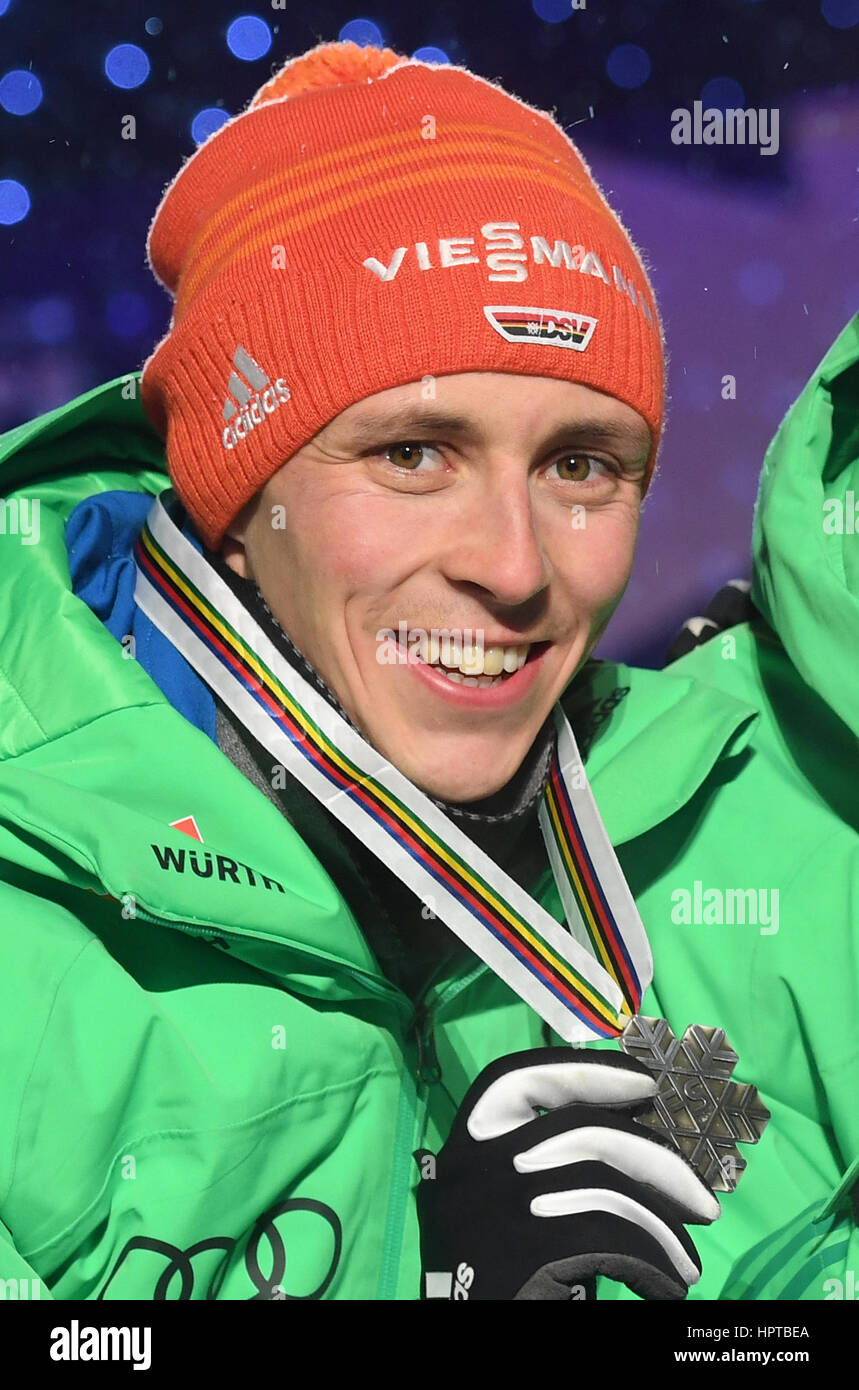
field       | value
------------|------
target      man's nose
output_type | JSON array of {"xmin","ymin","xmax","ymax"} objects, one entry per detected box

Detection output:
[{"xmin": 440, "ymin": 474, "xmax": 551, "ymax": 608}]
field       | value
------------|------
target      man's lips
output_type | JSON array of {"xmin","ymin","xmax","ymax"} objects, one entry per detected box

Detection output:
[
  {"xmin": 403, "ymin": 640, "xmax": 551, "ymax": 708},
  {"xmin": 392, "ymin": 629, "xmax": 546, "ymax": 669}
]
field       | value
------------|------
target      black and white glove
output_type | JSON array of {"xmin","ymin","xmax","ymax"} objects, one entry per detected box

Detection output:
[{"xmin": 415, "ymin": 1047, "xmax": 720, "ymax": 1301}]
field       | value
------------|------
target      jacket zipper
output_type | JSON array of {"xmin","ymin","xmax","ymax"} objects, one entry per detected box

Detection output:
[
  {"xmin": 376, "ymin": 963, "xmax": 491, "ymax": 1300},
  {"xmin": 415, "ymin": 1004, "xmax": 442, "ymax": 1086},
  {"xmin": 126, "ymin": 902, "xmax": 405, "ymax": 1001},
  {"xmin": 128, "ymin": 903, "xmax": 228, "ymax": 940},
  {"xmin": 376, "ymin": 997, "xmax": 443, "ymax": 1301},
  {"xmin": 415, "ymin": 961, "xmax": 490, "ymax": 1089}
]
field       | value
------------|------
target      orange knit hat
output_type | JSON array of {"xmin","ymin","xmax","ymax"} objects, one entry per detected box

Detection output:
[{"xmin": 140, "ymin": 40, "xmax": 665, "ymax": 551}]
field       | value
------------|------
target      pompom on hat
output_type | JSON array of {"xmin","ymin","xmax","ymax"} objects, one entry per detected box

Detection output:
[{"xmin": 140, "ymin": 39, "xmax": 665, "ymax": 551}]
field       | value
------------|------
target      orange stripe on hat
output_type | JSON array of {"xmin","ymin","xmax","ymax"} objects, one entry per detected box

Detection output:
[
  {"xmin": 179, "ymin": 154, "xmax": 610, "ymax": 317},
  {"xmin": 178, "ymin": 127, "xmax": 609, "ymax": 312},
  {"xmin": 140, "ymin": 39, "xmax": 664, "ymax": 552},
  {"xmin": 182, "ymin": 118, "xmax": 605, "ymax": 278}
]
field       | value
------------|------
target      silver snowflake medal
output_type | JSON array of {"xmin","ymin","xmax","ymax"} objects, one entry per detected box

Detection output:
[{"xmin": 618, "ymin": 1015, "xmax": 771, "ymax": 1193}]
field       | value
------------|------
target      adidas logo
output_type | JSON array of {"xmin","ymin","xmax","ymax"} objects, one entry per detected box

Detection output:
[{"xmin": 221, "ymin": 344, "xmax": 291, "ymax": 450}]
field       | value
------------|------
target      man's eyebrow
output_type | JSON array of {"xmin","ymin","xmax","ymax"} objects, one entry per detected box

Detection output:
[
  {"xmin": 333, "ymin": 408, "xmax": 479, "ymax": 447},
  {"xmin": 332, "ymin": 407, "xmax": 651, "ymax": 464}
]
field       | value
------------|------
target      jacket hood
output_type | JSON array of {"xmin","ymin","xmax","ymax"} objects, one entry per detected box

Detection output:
[{"xmin": 751, "ymin": 312, "xmax": 859, "ymax": 740}]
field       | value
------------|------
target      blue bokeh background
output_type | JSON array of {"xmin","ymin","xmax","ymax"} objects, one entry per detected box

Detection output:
[{"xmin": 1, "ymin": 0, "xmax": 857, "ymax": 664}]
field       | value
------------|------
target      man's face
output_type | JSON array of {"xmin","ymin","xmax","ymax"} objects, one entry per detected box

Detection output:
[{"xmin": 223, "ymin": 372, "xmax": 651, "ymax": 802}]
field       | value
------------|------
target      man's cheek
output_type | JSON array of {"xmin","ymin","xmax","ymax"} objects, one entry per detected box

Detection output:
[
  {"xmin": 326, "ymin": 533, "xmax": 415, "ymax": 590},
  {"xmin": 572, "ymin": 514, "xmax": 638, "ymax": 587},
  {"xmin": 555, "ymin": 543, "xmax": 633, "ymax": 608}
]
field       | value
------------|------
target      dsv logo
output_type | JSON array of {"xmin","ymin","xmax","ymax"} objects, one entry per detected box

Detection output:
[{"xmin": 97, "ymin": 1197, "xmax": 342, "ymax": 1300}]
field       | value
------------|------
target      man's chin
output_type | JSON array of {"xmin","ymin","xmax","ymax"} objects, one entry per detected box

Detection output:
[{"xmin": 382, "ymin": 744, "xmax": 533, "ymax": 805}]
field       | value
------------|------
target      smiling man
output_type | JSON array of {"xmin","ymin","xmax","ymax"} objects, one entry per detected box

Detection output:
[
  {"xmin": 221, "ymin": 373, "xmax": 651, "ymax": 803},
  {"xmin": 0, "ymin": 38, "xmax": 722, "ymax": 1305},
  {"xmin": 162, "ymin": 34, "xmax": 664, "ymax": 824},
  {"xmin": 2, "ymin": 37, "xmax": 856, "ymax": 1308},
  {"xmin": 130, "ymin": 39, "xmax": 725, "ymax": 1301}
]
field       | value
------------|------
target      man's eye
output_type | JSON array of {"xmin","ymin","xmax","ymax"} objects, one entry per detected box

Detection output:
[
  {"xmin": 383, "ymin": 442, "xmax": 444, "ymax": 472},
  {"xmin": 546, "ymin": 454, "xmax": 612, "ymax": 484}
]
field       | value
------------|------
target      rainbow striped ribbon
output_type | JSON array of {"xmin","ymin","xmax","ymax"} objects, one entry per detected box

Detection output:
[{"xmin": 133, "ymin": 491, "xmax": 652, "ymax": 1044}]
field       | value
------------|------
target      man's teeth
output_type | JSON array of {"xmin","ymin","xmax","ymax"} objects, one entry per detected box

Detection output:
[
  {"xmin": 442, "ymin": 670, "xmax": 506, "ymax": 687},
  {"xmin": 414, "ymin": 636, "xmax": 530, "ymax": 678}
]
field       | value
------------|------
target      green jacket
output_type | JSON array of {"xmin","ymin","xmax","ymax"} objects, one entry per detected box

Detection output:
[{"xmin": 0, "ymin": 319, "xmax": 856, "ymax": 1301}]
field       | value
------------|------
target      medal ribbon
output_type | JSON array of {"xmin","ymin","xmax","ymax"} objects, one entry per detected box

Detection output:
[{"xmin": 133, "ymin": 492, "xmax": 652, "ymax": 1044}]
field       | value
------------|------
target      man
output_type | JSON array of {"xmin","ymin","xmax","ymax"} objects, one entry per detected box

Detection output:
[{"xmin": 0, "ymin": 40, "xmax": 855, "ymax": 1302}]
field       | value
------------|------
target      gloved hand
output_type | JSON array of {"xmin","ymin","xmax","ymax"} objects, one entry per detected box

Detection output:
[{"xmin": 414, "ymin": 1046, "xmax": 720, "ymax": 1301}]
